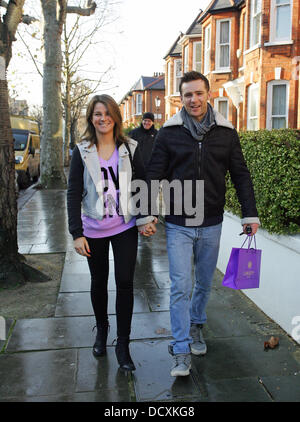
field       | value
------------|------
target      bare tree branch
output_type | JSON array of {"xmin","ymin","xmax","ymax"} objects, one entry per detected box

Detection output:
[
  {"xmin": 66, "ymin": 1, "xmax": 96, "ymax": 16},
  {"xmin": 16, "ymin": 29, "xmax": 43, "ymax": 77}
]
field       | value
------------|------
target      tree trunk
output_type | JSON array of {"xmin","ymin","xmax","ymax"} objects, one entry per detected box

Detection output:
[
  {"xmin": 0, "ymin": 59, "xmax": 24, "ymax": 286},
  {"xmin": 63, "ymin": 23, "xmax": 71, "ymax": 167},
  {"xmin": 0, "ymin": 57, "xmax": 49, "ymax": 286},
  {"xmin": 40, "ymin": 0, "xmax": 67, "ymax": 189}
]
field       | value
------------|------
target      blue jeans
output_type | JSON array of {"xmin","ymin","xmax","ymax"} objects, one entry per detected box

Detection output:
[{"xmin": 165, "ymin": 222, "xmax": 222, "ymax": 354}]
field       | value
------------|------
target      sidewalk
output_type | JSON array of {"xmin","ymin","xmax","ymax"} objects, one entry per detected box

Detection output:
[{"xmin": 0, "ymin": 188, "xmax": 299, "ymax": 402}]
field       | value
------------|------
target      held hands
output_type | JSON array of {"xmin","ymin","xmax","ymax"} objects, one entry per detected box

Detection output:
[
  {"xmin": 138, "ymin": 217, "xmax": 158, "ymax": 237},
  {"xmin": 74, "ymin": 237, "xmax": 91, "ymax": 257}
]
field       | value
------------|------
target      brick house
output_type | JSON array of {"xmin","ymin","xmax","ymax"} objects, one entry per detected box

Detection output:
[
  {"xmin": 164, "ymin": 0, "xmax": 300, "ymax": 130},
  {"xmin": 119, "ymin": 74, "xmax": 165, "ymax": 128}
]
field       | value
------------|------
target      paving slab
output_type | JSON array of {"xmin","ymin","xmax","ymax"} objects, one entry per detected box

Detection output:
[
  {"xmin": 6, "ymin": 312, "xmax": 171, "ymax": 353},
  {"xmin": 0, "ymin": 349, "xmax": 77, "ymax": 400},
  {"xmin": 199, "ymin": 376, "xmax": 272, "ymax": 402},
  {"xmin": 55, "ymin": 289, "xmax": 150, "ymax": 317},
  {"xmin": 131, "ymin": 339, "xmax": 202, "ymax": 402},
  {"xmin": 191, "ymin": 335, "xmax": 300, "ymax": 381},
  {"xmin": 259, "ymin": 374, "xmax": 300, "ymax": 402},
  {"xmin": 144, "ymin": 288, "xmax": 170, "ymax": 312},
  {"xmin": 76, "ymin": 347, "xmax": 132, "ymax": 401}
]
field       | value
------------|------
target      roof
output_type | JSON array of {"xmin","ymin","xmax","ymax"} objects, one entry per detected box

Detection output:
[
  {"xmin": 185, "ymin": 10, "xmax": 202, "ymax": 35},
  {"xmin": 144, "ymin": 77, "xmax": 165, "ymax": 90},
  {"xmin": 119, "ymin": 75, "xmax": 165, "ymax": 104},
  {"xmin": 163, "ymin": 33, "xmax": 183, "ymax": 59},
  {"xmin": 198, "ymin": 0, "xmax": 244, "ymax": 22}
]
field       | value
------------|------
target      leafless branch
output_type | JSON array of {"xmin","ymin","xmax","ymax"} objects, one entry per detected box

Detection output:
[{"xmin": 66, "ymin": 1, "xmax": 96, "ymax": 16}]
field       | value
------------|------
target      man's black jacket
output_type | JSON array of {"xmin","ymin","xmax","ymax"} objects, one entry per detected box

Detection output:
[
  {"xmin": 146, "ymin": 111, "xmax": 259, "ymax": 227},
  {"xmin": 129, "ymin": 125, "xmax": 158, "ymax": 168}
]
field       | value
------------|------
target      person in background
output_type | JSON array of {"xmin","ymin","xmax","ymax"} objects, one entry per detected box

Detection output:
[
  {"xmin": 67, "ymin": 94, "xmax": 156, "ymax": 372},
  {"xmin": 129, "ymin": 112, "xmax": 158, "ymax": 168}
]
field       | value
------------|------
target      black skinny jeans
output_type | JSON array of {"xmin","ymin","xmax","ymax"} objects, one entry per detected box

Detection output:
[{"xmin": 86, "ymin": 226, "xmax": 138, "ymax": 338}]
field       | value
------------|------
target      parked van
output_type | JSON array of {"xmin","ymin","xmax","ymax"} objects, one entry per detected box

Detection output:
[{"xmin": 11, "ymin": 116, "xmax": 40, "ymax": 189}]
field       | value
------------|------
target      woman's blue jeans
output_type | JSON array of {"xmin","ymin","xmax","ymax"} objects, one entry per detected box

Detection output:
[{"xmin": 165, "ymin": 222, "xmax": 222, "ymax": 354}]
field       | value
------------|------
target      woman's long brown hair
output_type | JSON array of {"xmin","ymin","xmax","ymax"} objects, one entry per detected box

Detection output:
[{"xmin": 81, "ymin": 94, "xmax": 128, "ymax": 145}]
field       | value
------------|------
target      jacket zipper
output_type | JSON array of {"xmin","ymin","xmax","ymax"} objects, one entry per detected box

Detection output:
[{"xmin": 198, "ymin": 141, "xmax": 202, "ymax": 179}]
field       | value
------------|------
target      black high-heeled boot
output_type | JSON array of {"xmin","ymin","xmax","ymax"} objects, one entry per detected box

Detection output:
[
  {"xmin": 115, "ymin": 337, "xmax": 136, "ymax": 371},
  {"xmin": 92, "ymin": 323, "xmax": 109, "ymax": 357}
]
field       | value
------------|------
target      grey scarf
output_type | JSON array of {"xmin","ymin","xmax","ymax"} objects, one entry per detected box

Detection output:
[{"xmin": 181, "ymin": 103, "xmax": 215, "ymax": 141}]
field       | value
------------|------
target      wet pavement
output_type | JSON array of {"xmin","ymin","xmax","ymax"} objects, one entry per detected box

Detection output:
[{"xmin": 0, "ymin": 187, "xmax": 299, "ymax": 403}]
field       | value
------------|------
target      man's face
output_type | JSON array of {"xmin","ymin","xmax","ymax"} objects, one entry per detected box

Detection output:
[
  {"xmin": 142, "ymin": 118, "xmax": 154, "ymax": 130},
  {"xmin": 180, "ymin": 79, "xmax": 211, "ymax": 121}
]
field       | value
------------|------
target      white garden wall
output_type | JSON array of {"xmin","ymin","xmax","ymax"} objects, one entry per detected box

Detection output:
[{"xmin": 217, "ymin": 212, "xmax": 300, "ymax": 344}]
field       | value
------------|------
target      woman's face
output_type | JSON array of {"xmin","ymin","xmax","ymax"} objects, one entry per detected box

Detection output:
[{"xmin": 91, "ymin": 102, "xmax": 115, "ymax": 136}]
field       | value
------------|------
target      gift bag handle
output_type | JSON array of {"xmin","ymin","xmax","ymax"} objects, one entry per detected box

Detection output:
[{"xmin": 241, "ymin": 234, "xmax": 257, "ymax": 251}]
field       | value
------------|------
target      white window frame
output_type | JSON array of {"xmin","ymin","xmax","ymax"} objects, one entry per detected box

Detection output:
[
  {"xmin": 168, "ymin": 61, "xmax": 172, "ymax": 95},
  {"xmin": 136, "ymin": 93, "xmax": 142, "ymax": 115},
  {"xmin": 269, "ymin": 0, "xmax": 292, "ymax": 43},
  {"xmin": 243, "ymin": 13, "xmax": 247, "ymax": 66},
  {"xmin": 266, "ymin": 80, "xmax": 289, "ymax": 129},
  {"xmin": 173, "ymin": 59, "xmax": 182, "ymax": 95},
  {"xmin": 193, "ymin": 41, "xmax": 202, "ymax": 72},
  {"xmin": 247, "ymin": 83, "xmax": 259, "ymax": 130},
  {"xmin": 184, "ymin": 45, "xmax": 189, "ymax": 73},
  {"xmin": 250, "ymin": 0, "xmax": 262, "ymax": 48},
  {"xmin": 204, "ymin": 25, "xmax": 211, "ymax": 75},
  {"xmin": 131, "ymin": 96, "xmax": 135, "ymax": 116},
  {"xmin": 215, "ymin": 19, "xmax": 231, "ymax": 71},
  {"xmin": 214, "ymin": 97, "xmax": 229, "ymax": 120},
  {"xmin": 124, "ymin": 101, "xmax": 127, "ymax": 121}
]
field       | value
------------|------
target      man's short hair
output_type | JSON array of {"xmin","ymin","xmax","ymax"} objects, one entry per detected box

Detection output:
[{"xmin": 179, "ymin": 71, "xmax": 210, "ymax": 95}]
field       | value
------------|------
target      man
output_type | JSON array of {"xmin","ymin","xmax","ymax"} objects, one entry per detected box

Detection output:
[
  {"xmin": 129, "ymin": 112, "xmax": 158, "ymax": 168},
  {"xmin": 146, "ymin": 71, "xmax": 260, "ymax": 377}
]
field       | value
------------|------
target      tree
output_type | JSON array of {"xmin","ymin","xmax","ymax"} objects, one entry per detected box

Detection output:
[
  {"xmin": 40, "ymin": 0, "xmax": 96, "ymax": 188},
  {"xmin": 61, "ymin": 5, "xmax": 115, "ymax": 166},
  {"xmin": 0, "ymin": 0, "xmax": 48, "ymax": 286}
]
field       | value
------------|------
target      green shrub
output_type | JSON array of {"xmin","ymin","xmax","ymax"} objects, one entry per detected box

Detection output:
[
  {"xmin": 123, "ymin": 123, "xmax": 137, "ymax": 136},
  {"xmin": 225, "ymin": 129, "xmax": 300, "ymax": 235}
]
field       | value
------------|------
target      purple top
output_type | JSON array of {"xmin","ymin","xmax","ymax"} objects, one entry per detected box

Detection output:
[{"xmin": 82, "ymin": 147, "xmax": 135, "ymax": 238}]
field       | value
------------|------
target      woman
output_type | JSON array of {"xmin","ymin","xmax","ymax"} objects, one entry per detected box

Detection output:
[{"xmin": 67, "ymin": 94, "xmax": 156, "ymax": 371}]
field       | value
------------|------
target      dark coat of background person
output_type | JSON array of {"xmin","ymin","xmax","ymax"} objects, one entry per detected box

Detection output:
[{"xmin": 129, "ymin": 125, "xmax": 158, "ymax": 168}]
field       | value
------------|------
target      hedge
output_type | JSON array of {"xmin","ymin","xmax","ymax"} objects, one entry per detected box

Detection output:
[{"xmin": 225, "ymin": 129, "xmax": 300, "ymax": 235}]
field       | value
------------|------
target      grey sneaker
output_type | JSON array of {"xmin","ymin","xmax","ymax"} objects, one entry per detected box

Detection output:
[
  {"xmin": 190, "ymin": 324, "xmax": 207, "ymax": 355},
  {"xmin": 168, "ymin": 345, "xmax": 191, "ymax": 377}
]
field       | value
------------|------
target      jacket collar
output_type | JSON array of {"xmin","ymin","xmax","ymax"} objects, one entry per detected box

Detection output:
[{"xmin": 163, "ymin": 108, "xmax": 234, "ymax": 130}]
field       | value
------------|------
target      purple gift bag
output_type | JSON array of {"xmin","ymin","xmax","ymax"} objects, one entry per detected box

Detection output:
[{"xmin": 222, "ymin": 236, "xmax": 262, "ymax": 290}]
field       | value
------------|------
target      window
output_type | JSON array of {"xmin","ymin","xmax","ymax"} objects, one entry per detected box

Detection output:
[
  {"xmin": 204, "ymin": 25, "xmax": 211, "ymax": 74},
  {"xmin": 267, "ymin": 81, "xmax": 289, "ymax": 129},
  {"xmin": 247, "ymin": 83, "xmax": 259, "ymax": 130},
  {"xmin": 216, "ymin": 20, "xmax": 231, "ymax": 70},
  {"xmin": 270, "ymin": 0, "xmax": 292, "ymax": 42},
  {"xmin": 136, "ymin": 94, "xmax": 142, "ymax": 115},
  {"xmin": 168, "ymin": 62, "xmax": 171, "ymax": 95},
  {"xmin": 131, "ymin": 96, "xmax": 135, "ymax": 115},
  {"xmin": 193, "ymin": 42, "xmax": 202, "ymax": 72},
  {"xmin": 250, "ymin": 0, "xmax": 262, "ymax": 47},
  {"xmin": 214, "ymin": 98, "xmax": 229, "ymax": 119},
  {"xmin": 184, "ymin": 45, "xmax": 189, "ymax": 73},
  {"xmin": 173, "ymin": 59, "xmax": 182, "ymax": 94},
  {"xmin": 243, "ymin": 13, "xmax": 247, "ymax": 65}
]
